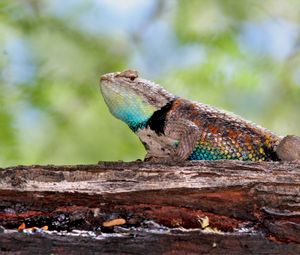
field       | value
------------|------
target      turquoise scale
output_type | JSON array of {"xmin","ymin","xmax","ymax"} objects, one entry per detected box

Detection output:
[
  {"xmin": 188, "ymin": 145, "xmax": 238, "ymax": 160},
  {"xmin": 188, "ymin": 146, "xmax": 223, "ymax": 160},
  {"xmin": 130, "ymin": 121, "xmax": 148, "ymax": 132}
]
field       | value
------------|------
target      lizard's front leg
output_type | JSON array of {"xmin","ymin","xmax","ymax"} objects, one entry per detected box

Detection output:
[{"xmin": 164, "ymin": 119, "xmax": 201, "ymax": 161}]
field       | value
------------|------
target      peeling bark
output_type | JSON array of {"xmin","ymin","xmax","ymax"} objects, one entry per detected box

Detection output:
[
  {"xmin": 1, "ymin": 229, "xmax": 300, "ymax": 255},
  {"xmin": 0, "ymin": 161, "xmax": 300, "ymax": 253}
]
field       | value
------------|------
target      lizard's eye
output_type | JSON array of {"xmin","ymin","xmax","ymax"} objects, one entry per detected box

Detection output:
[{"xmin": 117, "ymin": 70, "xmax": 138, "ymax": 81}]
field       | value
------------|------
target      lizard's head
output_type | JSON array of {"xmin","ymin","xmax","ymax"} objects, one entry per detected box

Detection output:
[{"xmin": 100, "ymin": 69, "xmax": 174, "ymax": 131}]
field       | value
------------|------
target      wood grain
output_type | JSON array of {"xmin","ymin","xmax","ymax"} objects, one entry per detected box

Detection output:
[{"xmin": 0, "ymin": 161, "xmax": 299, "ymax": 253}]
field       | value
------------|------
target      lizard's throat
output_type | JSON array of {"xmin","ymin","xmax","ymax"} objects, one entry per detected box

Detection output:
[
  {"xmin": 110, "ymin": 106, "xmax": 153, "ymax": 131},
  {"xmin": 101, "ymin": 87, "xmax": 157, "ymax": 131}
]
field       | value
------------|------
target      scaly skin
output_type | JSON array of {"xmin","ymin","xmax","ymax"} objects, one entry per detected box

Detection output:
[{"xmin": 100, "ymin": 70, "xmax": 282, "ymax": 162}]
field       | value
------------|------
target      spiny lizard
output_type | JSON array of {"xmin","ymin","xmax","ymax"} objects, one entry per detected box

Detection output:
[{"xmin": 100, "ymin": 70, "xmax": 300, "ymax": 162}]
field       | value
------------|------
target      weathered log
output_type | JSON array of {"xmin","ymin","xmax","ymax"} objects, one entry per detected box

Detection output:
[
  {"xmin": 0, "ymin": 161, "xmax": 300, "ymax": 253},
  {"xmin": 1, "ymin": 229, "xmax": 300, "ymax": 255}
]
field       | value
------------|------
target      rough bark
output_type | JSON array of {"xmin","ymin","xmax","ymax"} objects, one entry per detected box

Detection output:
[
  {"xmin": 0, "ymin": 161, "xmax": 300, "ymax": 254},
  {"xmin": 1, "ymin": 229, "xmax": 300, "ymax": 255}
]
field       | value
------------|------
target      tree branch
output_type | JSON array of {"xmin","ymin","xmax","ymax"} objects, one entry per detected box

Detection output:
[{"xmin": 0, "ymin": 161, "xmax": 299, "ymax": 253}]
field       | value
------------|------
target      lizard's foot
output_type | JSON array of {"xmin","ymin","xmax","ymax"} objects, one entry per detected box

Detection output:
[
  {"xmin": 276, "ymin": 135, "xmax": 300, "ymax": 162},
  {"xmin": 144, "ymin": 156, "xmax": 183, "ymax": 164}
]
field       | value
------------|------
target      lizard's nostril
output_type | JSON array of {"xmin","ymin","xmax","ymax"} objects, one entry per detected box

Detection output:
[{"xmin": 100, "ymin": 75, "xmax": 110, "ymax": 82}]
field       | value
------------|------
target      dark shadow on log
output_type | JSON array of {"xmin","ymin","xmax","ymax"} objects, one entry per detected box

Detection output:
[{"xmin": 0, "ymin": 161, "xmax": 300, "ymax": 254}]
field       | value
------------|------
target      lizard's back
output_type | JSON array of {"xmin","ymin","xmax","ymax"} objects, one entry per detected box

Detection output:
[{"xmin": 168, "ymin": 98, "xmax": 281, "ymax": 161}]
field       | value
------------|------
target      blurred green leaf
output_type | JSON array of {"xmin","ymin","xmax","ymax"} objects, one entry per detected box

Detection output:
[{"xmin": 0, "ymin": 0, "xmax": 299, "ymax": 167}]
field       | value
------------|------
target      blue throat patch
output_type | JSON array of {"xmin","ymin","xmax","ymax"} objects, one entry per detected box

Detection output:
[
  {"xmin": 129, "ymin": 120, "xmax": 148, "ymax": 132},
  {"xmin": 113, "ymin": 107, "xmax": 150, "ymax": 132}
]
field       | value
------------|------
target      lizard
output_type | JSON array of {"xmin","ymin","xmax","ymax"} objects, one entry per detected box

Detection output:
[{"xmin": 99, "ymin": 69, "xmax": 300, "ymax": 162}]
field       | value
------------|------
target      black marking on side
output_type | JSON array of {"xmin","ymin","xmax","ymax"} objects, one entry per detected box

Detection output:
[
  {"xmin": 146, "ymin": 100, "xmax": 174, "ymax": 135},
  {"xmin": 263, "ymin": 145, "xmax": 279, "ymax": 161}
]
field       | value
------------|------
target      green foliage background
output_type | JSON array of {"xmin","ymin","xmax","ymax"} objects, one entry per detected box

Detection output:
[{"xmin": 0, "ymin": 0, "xmax": 299, "ymax": 166}]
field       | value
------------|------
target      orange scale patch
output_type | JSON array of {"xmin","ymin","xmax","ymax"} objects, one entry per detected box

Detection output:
[
  {"xmin": 228, "ymin": 130, "xmax": 239, "ymax": 140},
  {"xmin": 208, "ymin": 125, "xmax": 219, "ymax": 135}
]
